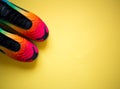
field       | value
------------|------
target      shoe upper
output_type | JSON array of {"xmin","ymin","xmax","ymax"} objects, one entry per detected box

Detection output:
[{"xmin": 0, "ymin": 0, "xmax": 49, "ymax": 41}]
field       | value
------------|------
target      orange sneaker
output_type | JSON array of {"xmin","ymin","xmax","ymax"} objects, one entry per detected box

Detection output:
[{"xmin": 0, "ymin": 27, "xmax": 38, "ymax": 62}]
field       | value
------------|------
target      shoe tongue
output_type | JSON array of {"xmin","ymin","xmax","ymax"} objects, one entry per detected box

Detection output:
[
  {"xmin": 0, "ymin": 31, "xmax": 20, "ymax": 52},
  {"xmin": 0, "ymin": 1, "xmax": 32, "ymax": 29}
]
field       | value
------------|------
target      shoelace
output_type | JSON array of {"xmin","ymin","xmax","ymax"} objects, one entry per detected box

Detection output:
[{"xmin": 0, "ymin": 1, "xmax": 32, "ymax": 29}]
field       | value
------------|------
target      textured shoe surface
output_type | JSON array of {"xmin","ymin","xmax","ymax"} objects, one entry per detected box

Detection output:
[
  {"xmin": 0, "ymin": 0, "xmax": 49, "ymax": 62},
  {"xmin": 0, "ymin": 28, "xmax": 38, "ymax": 62},
  {"xmin": 0, "ymin": 0, "xmax": 49, "ymax": 41}
]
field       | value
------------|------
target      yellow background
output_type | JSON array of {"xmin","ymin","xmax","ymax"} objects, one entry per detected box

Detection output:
[{"xmin": 0, "ymin": 0, "xmax": 120, "ymax": 89}]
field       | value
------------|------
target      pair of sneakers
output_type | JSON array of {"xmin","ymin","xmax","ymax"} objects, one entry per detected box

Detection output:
[{"xmin": 0, "ymin": 0, "xmax": 49, "ymax": 62}]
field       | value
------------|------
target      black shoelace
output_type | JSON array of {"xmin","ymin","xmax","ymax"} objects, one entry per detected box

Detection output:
[{"xmin": 0, "ymin": 1, "xmax": 32, "ymax": 29}]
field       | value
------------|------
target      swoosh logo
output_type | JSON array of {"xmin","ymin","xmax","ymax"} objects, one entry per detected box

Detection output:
[
  {"xmin": 36, "ymin": 26, "xmax": 49, "ymax": 40},
  {"xmin": 26, "ymin": 47, "xmax": 38, "ymax": 61}
]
